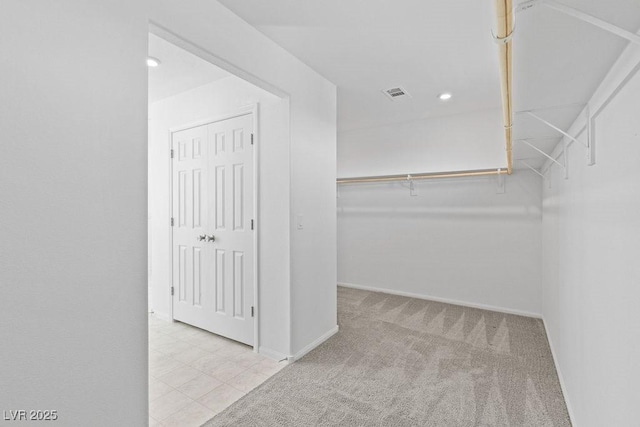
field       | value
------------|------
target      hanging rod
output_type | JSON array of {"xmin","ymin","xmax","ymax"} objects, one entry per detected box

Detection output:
[{"xmin": 337, "ymin": 168, "xmax": 508, "ymax": 185}]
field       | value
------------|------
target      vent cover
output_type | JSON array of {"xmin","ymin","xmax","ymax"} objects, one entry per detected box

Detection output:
[{"xmin": 382, "ymin": 87, "xmax": 411, "ymax": 100}]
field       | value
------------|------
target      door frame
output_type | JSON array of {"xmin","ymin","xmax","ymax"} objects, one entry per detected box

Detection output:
[{"xmin": 168, "ymin": 103, "xmax": 260, "ymax": 351}]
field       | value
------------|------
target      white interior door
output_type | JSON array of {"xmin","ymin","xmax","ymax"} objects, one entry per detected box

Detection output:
[{"xmin": 171, "ymin": 113, "xmax": 254, "ymax": 346}]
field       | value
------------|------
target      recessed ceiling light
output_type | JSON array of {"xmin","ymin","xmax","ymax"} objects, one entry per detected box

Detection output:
[
  {"xmin": 438, "ymin": 92, "xmax": 452, "ymax": 101},
  {"xmin": 146, "ymin": 57, "xmax": 161, "ymax": 67}
]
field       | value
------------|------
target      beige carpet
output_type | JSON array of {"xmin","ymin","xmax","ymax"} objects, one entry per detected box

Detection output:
[{"xmin": 203, "ymin": 287, "xmax": 571, "ymax": 426}]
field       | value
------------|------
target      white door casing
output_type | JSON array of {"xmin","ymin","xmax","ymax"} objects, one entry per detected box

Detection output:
[{"xmin": 171, "ymin": 113, "xmax": 255, "ymax": 346}]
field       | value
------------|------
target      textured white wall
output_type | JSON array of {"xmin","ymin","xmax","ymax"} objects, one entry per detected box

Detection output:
[
  {"xmin": 148, "ymin": 76, "xmax": 289, "ymax": 355},
  {"xmin": 151, "ymin": 0, "xmax": 337, "ymax": 357},
  {"xmin": 338, "ymin": 171, "xmax": 542, "ymax": 316},
  {"xmin": 541, "ymin": 42, "xmax": 640, "ymax": 426},
  {"xmin": 0, "ymin": 1, "xmax": 149, "ymax": 425}
]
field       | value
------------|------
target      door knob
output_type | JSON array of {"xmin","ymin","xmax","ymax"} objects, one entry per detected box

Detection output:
[
  {"xmin": 198, "ymin": 235, "xmax": 206, "ymax": 241},
  {"xmin": 207, "ymin": 235, "xmax": 215, "ymax": 242}
]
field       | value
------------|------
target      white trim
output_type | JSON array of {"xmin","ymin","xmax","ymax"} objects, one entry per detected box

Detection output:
[
  {"xmin": 338, "ymin": 282, "xmax": 542, "ymax": 319},
  {"xmin": 290, "ymin": 325, "xmax": 339, "ymax": 362},
  {"xmin": 167, "ymin": 106, "xmax": 254, "ymax": 134},
  {"xmin": 251, "ymin": 104, "xmax": 260, "ymax": 352},
  {"xmin": 257, "ymin": 346, "xmax": 289, "ymax": 362},
  {"xmin": 150, "ymin": 311, "xmax": 174, "ymax": 323},
  {"xmin": 149, "ymin": 23, "xmax": 289, "ymax": 100},
  {"xmin": 286, "ymin": 99, "xmax": 293, "ymax": 358},
  {"xmin": 168, "ymin": 126, "xmax": 174, "ymax": 321},
  {"xmin": 169, "ymin": 106, "xmax": 260, "ymax": 349},
  {"xmin": 542, "ymin": 316, "xmax": 577, "ymax": 426}
]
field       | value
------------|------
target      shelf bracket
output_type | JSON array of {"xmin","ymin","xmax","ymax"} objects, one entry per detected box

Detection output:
[
  {"xmin": 518, "ymin": 160, "xmax": 546, "ymax": 179},
  {"xmin": 407, "ymin": 175, "xmax": 418, "ymax": 197},
  {"xmin": 524, "ymin": 111, "xmax": 587, "ymax": 148},
  {"xmin": 516, "ymin": 138, "xmax": 566, "ymax": 169},
  {"xmin": 496, "ymin": 169, "xmax": 506, "ymax": 194}
]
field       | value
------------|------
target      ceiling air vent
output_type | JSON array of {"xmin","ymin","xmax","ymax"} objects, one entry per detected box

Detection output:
[{"xmin": 382, "ymin": 86, "xmax": 411, "ymax": 101}]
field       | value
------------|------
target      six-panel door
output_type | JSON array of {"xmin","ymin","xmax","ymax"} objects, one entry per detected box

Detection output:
[{"xmin": 171, "ymin": 113, "xmax": 254, "ymax": 346}]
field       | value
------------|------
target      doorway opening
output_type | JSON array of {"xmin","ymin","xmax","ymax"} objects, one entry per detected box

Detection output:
[{"xmin": 147, "ymin": 32, "xmax": 287, "ymax": 424}]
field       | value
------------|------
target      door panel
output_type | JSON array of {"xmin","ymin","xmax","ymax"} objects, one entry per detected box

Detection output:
[
  {"xmin": 172, "ymin": 114, "xmax": 254, "ymax": 345},
  {"xmin": 172, "ymin": 126, "xmax": 207, "ymax": 311}
]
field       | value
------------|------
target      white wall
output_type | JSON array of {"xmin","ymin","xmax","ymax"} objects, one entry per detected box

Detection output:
[
  {"xmin": 337, "ymin": 108, "xmax": 542, "ymax": 316},
  {"xmin": 338, "ymin": 171, "xmax": 542, "ymax": 316},
  {"xmin": 0, "ymin": 0, "xmax": 336, "ymax": 420},
  {"xmin": 541, "ymin": 40, "xmax": 640, "ymax": 426},
  {"xmin": 148, "ymin": 76, "xmax": 290, "ymax": 355},
  {"xmin": 338, "ymin": 108, "xmax": 505, "ymax": 178},
  {"xmin": 150, "ymin": 0, "xmax": 337, "ymax": 358},
  {"xmin": 289, "ymin": 74, "xmax": 338, "ymax": 356},
  {"xmin": 0, "ymin": 1, "xmax": 149, "ymax": 425}
]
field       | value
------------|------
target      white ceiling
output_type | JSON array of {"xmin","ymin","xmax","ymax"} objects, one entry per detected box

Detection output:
[
  {"xmin": 148, "ymin": 33, "xmax": 231, "ymax": 103},
  {"xmin": 218, "ymin": 0, "xmax": 640, "ymax": 169},
  {"xmin": 218, "ymin": 0, "xmax": 502, "ymax": 133}
]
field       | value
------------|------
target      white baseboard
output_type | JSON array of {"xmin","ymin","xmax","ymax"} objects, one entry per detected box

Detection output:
[
  {"xmin": 150, "ymin": 311, "xmax": 173, "ymax": 322},
  {"xmin": 541, "ymin": 316, "xmax": 576, "ymax": 426},
  {"xmin": 338, "ymin": 282, "xmax": 542, "ymax": 319},
  {"xmin": 291, "ymin": 325, "xmax": 340, "ymax": 362},
  {"xmin": 258, "ymin": 346, "xmax": 289, "ymax": 362}
]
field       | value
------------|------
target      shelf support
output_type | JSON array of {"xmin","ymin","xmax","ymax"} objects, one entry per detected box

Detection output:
[
  {"xmin": 516, "ymin": 138, "xmax": 566, "ymax": 169},
  {"xmin": 518, "ymin": 160, "xmax": 546, "ymax": 179},
  {"xmin": 496, "ymin": 169, "xmax": 506, "ymax": 194},
  {"xmin": 518, "ymin": 0, "xmax": 640, "ymax": 45},
  {"xmin": 407, "ymin": 175, "xmax": 418, "ymax": 197},
  {"xmin": 524, "ymin": 111, "xmax": 587, "ymax": 147}
]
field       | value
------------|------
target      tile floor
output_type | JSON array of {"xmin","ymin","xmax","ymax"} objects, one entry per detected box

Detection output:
[{"xmin": 148, "ymin": 314, "xmax": 287, "ymax": 426}]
